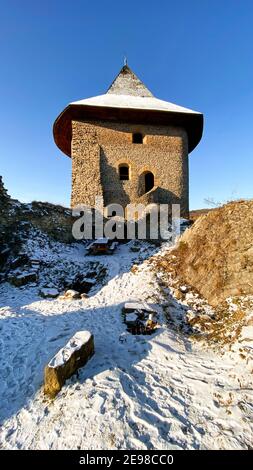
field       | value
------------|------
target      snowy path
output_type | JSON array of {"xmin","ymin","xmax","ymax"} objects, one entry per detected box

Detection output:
[{"xmin": 0, "ymin": 243, "xmax": 252, "ymax": 450}]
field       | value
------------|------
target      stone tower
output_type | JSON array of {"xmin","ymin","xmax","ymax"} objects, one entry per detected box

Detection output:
[{"xmin": 53, "ymin": 65, "xmax": 203, "ymax": 217}]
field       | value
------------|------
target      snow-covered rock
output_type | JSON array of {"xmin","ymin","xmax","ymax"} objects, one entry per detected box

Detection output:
[
  {"xmin": 44, "ymin": 331, "xmax": 94, "ymax": 397},
  {"xmin": 180, "ymin": 285, "xmax": 188, "ymax": 293},
  {"xmin": 64, "ymin": 289, "xmax": 81, "ymax": 299},
  {"xmin": 125, "ymin": 313, "xmax": 138, "ymax": 326},
  {"xmin": 39, "ymin": 288, "xmax": 59, "ymax": 298}
]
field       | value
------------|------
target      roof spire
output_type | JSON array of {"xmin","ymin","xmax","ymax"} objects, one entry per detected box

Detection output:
[{"xmin": 123, "ymin": 55, "xmax": 128, "ymax": 66}]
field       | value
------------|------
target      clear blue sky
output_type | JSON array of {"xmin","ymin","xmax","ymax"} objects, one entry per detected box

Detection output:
[{"xmin": 0, "ymin": 0, "xmax": 252, "ymax": 209}]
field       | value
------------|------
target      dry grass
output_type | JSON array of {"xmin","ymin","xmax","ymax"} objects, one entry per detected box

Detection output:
[
  {"xmin": 151, "ymin": 250, "xmax": 253, "ymax": 348},
  {"xmin": 190, "ymin": 307, "xmax": 246, "ymax": 346}
]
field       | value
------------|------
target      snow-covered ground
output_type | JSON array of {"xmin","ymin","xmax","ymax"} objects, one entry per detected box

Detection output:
[{"xmin": 0, "ymin": 241, "xmax": 252, "ymax": 450}]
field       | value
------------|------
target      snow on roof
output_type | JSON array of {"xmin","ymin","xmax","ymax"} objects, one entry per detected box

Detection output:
[
  {"xmin": 53, "ymin": 64, "xmax": 203, "ymax": 156},
  {"xmin": 71, "ymin": 93, "xmax": 200, "ymax": 115},
  {"xmin": 70, "ymin": 65, "xmax": 200, "ymax": 115}
]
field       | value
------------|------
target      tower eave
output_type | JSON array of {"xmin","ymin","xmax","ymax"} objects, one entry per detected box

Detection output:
[{"xmin": 53, "ymin": 104, "xmax": 203, "ymax": 157}]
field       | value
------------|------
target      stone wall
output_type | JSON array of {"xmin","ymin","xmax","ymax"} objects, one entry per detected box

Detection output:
[
  {"xmin": 71, "ymin": 120, "xmax": 189, "ymax": 217},
  {"xmin": 71, "ymin": 124, "xmax": 103, "ymax": 207}
]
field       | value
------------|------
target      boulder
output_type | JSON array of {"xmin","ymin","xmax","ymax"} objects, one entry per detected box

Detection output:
[
  {"xmin": 70, "ymin": 277, "xmax": 96, "ymax": 294},
  {"xmin": 130, "ymin": 246, "xmax": 140, "ymax": 252},
  {"xmin": 180, "ymin": 285, "xmax": 189, "ymax": 293},
  {"xmin": 0, "ymin": 247, "xmax": 10, "ymax": 266},
  {"xmin": 44, "ymin": 331, "xmax": 94, "ymax": 398},
  {"xmin": 174, "ymin": 288, "xmax": 184, "ymax": 301},
  {"xmin": 40, "ymin": 288, "xmax": 59, "ymax": 298},
  {"xmin": 125, "ymin": 312, "xmax": 139, "ymax": 326},
  {"xmin": 59, "ymin": 289, "xmax": 81, "ymax": 300},
  {"xmin": 10, "ymin": 253, "xmax": 29, "ymax": 269},
  {"xmin": 9, "ymin": 271, "xmax": 37, "ymax": 287},
  {"xmin": 65, "ymin": 289, "xmax": 80, "ymax": 299}
]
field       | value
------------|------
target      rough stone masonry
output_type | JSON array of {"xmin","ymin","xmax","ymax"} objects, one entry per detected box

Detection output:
[{"xmin": 53, "ymin": 65, "xmax": 203, "ymax": 218}]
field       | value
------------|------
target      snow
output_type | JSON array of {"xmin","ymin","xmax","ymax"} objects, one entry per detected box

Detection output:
[
  {"xmin": 82, "ymin": 278, "xmax": 96, "ymax": 285},
  {"xmin": 40, "ymin": 288, "xmax": 59, "ymax": 298},
  {"xmin": 180, "ymin": 286, "xmax": 188, "ymax": 293},
  {"xmin": 240, "ymin": 326, "xmax": 253, "ymax": 347},
  {"xmin": 125, "ymin": 313, "xmax": 138, "ymax": 324},
  {"xmin": 48, "ymin": 331, "xmax": 92, "ymax": 368},
  {"xmin": 0, "ymin": 241, "xmax": 252, "ymax": 450},
  {"xmin": 124, "ymin": 302, "xmax": 156, "ymax": 313},
  {"xmin": 71, "ymin": 93, "xmax": 201, "ymax": 115},
  {"xmin": 93, "ymin": 238, "xmax": 109, "ymax": 245}
]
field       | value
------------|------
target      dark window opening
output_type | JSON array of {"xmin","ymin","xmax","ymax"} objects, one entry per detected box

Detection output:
[
  {"xmin": 119, "ymin": 164, "xmax": 129, "ymax": 181},
  {"xmin": 132, "ymin": 133, "xmax": 143, "ymax": 144},
  {"xmin": 144, "ymin": 172, "xmax": 154, "ymax": 193}
]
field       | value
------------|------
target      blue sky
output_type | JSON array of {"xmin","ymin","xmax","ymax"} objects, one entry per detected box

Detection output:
[{"xmin": 0, "ymin": 0, "xmax": 252, "ymax": 210}]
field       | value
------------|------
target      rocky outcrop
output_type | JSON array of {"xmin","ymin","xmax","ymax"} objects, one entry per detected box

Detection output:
[
  {"xmin": 171, "ymin": 200, "xmax": 253, "ymax": 306},
  {"xmin": 0, "ymin": 177, "xmax": 13, "ymax": 266},
  {"xmin": 14, "ymin": 201, "xmax": 74, "ymax": 244},
  {"xmin": 44, "ymin": 331, "xmax": 94, "ymax": 398},
  {"xmin": 0, "ymin": 176, "xmax": 10, "ymax": 207},
  {"xmin": 0, "ymin": 181, "xmax": 75, "ymax": 273}
]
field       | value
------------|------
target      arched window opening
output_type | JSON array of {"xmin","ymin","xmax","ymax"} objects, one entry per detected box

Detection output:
[
  {"xmin": 119, "ymin": 164, "xmax": 129, "ymax": 181},
  {"xmin": 144, "ymin": 172, "xmax": 154, "ymax": 193},
  {"xmin": 132, "ymin": 133, "xmax": 143, "ymax": 144},
  {"xmin": 138, "ymin": 171, "xmax": 155, "ymax": 197}
]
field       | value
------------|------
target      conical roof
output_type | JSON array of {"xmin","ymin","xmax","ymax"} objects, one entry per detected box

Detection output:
[
  {"xmin": 53, "ymin": 65, "xmax": 203, "ymax": 157},
  {"xmin": 106, "ymin": 65, "xmax": 154, "ymax": 97}
]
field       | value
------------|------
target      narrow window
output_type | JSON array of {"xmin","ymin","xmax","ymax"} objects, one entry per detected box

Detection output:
[
  {"xmin": 132, "ymin": 133, "xmax": 143, "ymax": 144},
  {"xmin": 138, "ymin": 171, "xmax": 155, "ymax": 196},
  {"xmin": 119, "ymin": 164, "xmax": 129, "ymax": 181},
  {"xmin": 144, "ymin": 171, "xmax": 154, "ymax": 193}
]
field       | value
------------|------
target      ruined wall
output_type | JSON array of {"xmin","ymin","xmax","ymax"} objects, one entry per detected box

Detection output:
[{"xmin": 71, "ymin": 120, "xmax": 189, "ymax": 216}]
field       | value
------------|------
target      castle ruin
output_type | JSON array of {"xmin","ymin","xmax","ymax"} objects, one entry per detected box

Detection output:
[{"xmin": 53, "ymin": 65, "xmax": 203, "ymax": 218}]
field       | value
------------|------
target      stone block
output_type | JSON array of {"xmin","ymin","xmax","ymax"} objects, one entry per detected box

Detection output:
[
  {"xmin": 44, "ymin": 331, "xmax": 94, "ymax": 398},
  {"xmin": 9, "ymin": 271, "xmax": 37, "ymax": 287}
]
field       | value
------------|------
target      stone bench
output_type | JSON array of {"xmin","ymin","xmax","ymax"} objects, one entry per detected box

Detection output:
[{"xmin": 44, "ymin": 331, "xmax": 94, "ymax": 398}]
